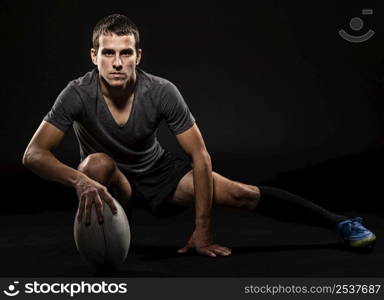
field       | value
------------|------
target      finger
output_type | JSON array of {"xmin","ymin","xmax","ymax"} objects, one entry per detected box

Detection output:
[
  {"xmin": 94, "ymin": 193, "xmax": 104, "ymax": 224},
  {"xmin": 100, "ymin": 189, "xmax": 118, "ymax": 215},
  {"xmin": 85, "ymin": 194, "xmax": 93, "ymax": 226},
  {"xmin": 211, "ymin": 247, "xmax": 231, "ymax": 256},
  {"xmin": 198, "ymin": 248, "xmax": 216, "ymax": 257},
  {"xmin": 214, "ymin": 245, "xmax": 232, "ymax": 256},
  {"xmin": 220, "ymin": 246, "xmax": 232, "ymax": 253},
  {"xmin": 177, "ymin": 246, "xmax": 189, "ymax": 254},
  {"xmin": 208, "ymin": 244, "xmax": 232, "ymax": 256},
  {"xmin": 77, "ymin": 195, "xmax": 86, "ymax": 222}
]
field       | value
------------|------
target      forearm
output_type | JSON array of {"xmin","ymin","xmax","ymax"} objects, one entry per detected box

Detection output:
[
  {"xmin": 192, "ymin": 152, "xmax": 213, "ymax": 230},
  {"xmin": 22, "ymin": 148, "xmax": 86, "ymax": 188}
]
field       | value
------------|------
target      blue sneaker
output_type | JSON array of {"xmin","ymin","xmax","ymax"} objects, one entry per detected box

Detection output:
[{"xmin": 336, "ymin": 217, "xmax": 376, "ymax": 247}]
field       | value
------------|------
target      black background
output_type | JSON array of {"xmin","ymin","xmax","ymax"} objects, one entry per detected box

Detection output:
[{"xmin": 2, "ymin": 0, "xmax": 384, "ymax": 213}]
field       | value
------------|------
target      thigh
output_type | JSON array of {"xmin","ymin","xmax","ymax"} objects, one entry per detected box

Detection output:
[{"xmin": 166, "ymin": 170, "xmax": 258, "ymax": 208}]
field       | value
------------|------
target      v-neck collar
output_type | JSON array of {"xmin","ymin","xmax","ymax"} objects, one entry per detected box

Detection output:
[{"xmin": 97, "ymin": 72, "xmax": 139, "ymax": 129}]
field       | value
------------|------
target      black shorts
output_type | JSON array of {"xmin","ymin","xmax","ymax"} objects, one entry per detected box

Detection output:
[{"xmin": 124, "ymin": 151, "xmax": 192, "ymax": 217}]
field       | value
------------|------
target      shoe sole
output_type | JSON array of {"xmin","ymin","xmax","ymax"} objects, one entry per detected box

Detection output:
[{"xmin": 349, "ymin": 234, "xmax": 376, "ymax": 248}]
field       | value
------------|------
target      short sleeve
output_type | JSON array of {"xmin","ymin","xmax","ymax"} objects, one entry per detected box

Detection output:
[
  {"xmin": 160, "ymin": 81, "xmax": 195, "ymax": 135},
  {"xmin": 44, "ymin": 84, "xmax": 83, "ymax": 132}
]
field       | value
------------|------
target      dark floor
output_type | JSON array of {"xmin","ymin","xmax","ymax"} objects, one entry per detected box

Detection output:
[
  {"xmin": 2, "ymin": 149, "xmax": 384, "ymax": 277},
  {"xmin": 0, "ymin": 206, "xmax": 382, "ymax": 277}
]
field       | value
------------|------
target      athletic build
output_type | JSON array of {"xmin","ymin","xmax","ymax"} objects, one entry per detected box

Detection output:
[{"xmin": 23, "ymin": 14, "xmax": 376, "ymax": 258}]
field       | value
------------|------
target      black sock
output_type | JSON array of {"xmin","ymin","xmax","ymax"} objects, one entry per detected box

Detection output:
[{"xmin": 257, "ymin": 186, "xmax": 348, "ymax": 228}]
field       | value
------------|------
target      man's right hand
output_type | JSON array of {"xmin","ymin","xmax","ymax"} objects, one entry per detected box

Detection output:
[{"xmin": 75, "ymin": 175, "xmax": 118, "ymax": 226}]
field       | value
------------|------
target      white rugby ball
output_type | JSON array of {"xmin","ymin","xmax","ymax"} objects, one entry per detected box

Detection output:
[{"xmin": 74, "ymin": 198, "xmax": 130, "ymax": 270}]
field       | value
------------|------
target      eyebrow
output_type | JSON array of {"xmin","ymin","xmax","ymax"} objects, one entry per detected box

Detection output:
[{"xmin": 101, "ymin": 48, "xmax": 134, "ymax": 52}]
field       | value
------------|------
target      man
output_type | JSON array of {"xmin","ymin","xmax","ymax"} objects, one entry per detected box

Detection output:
[{"xmin": 23, "ymin": 14, "xmax": 376, "ymax": 258}]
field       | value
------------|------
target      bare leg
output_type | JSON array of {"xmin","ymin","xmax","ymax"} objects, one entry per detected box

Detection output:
[
  {"xmin": 77, "ymin": 153, "xmax": 132, "ymax": 209},
  {"xmin": 165, "ymin": 170, "xmax": 260, "ymax": 210},
  {"xmin": 166, "ymin": 170, "xmax": 347, "ymax": 228}
]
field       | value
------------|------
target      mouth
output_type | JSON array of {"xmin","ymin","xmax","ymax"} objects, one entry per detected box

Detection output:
[{"xmin": 110, "ymin": 73, "xmax": 126, "ymax": 77}]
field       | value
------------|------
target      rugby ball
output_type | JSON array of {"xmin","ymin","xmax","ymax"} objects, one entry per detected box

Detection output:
[{"xmin": 74, "ymin": 198, "xmax": 130, "ymax": 270}]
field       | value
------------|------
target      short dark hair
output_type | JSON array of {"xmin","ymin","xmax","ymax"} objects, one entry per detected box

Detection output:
[{"xmin": 92, "ymin": 14, "xmax": 140, "ymax": 51}]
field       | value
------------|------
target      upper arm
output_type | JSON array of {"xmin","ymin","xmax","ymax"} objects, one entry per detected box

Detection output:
[
  {"xmin": 175, "ymin": 123, "xmax": 209, "ymax": 159},
  {"xmin": 160, "ymin": 81, "xmax": 195, "ymax": 135},
  {"xmin": 25, "ymin": 120, "xmax": 65, "ymax": 152},
  {"xmin": 26, "ymin": 83, "xmax": 82, "ymax": 153},
  {"xmin": 44, "ymin": 84, "xmax": 83, "ymax": 132}
]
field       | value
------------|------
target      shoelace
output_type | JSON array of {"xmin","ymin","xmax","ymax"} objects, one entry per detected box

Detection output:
[{"xmin": 340, "ymin": 217, "xmax": 365, "ymax": 236}]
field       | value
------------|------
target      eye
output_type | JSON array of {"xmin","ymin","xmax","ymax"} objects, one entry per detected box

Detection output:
[
  {"xmin": 121, "ymin": 49, "xmax": 134, "ymax": 56},
  {"xmin": 102, "ymin": 50, "xmax": 114, "ymax": 56}
]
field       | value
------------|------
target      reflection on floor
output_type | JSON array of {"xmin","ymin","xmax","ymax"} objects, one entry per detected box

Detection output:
[{"xmin": 0, "ymin": 207, "xmax": 382, "ymax": 277}]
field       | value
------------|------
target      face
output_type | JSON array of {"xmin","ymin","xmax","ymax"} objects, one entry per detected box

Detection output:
[{"xmin": 91, "ymin": 33, "xmax": 141, "ymax": 88}]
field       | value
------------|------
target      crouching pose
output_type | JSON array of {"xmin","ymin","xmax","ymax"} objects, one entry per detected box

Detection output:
[{"xmin": 23, "ymin": 14, "xmax": 376, "ymax": 257}]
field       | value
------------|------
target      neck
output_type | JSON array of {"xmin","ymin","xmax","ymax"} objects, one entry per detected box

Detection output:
[{"xmin": 99, "ymin": 73, "xmax": 136, "ymax": 107}]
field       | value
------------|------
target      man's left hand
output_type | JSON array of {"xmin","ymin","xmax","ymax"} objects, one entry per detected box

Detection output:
[{"xmin": 177, "ymin": 229, "xmax": 232, "ymax": 257}]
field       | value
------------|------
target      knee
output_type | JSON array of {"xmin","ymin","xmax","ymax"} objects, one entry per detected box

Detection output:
[
  {"xmin": 230, "ymin": 183, "xmax": 261, "ymax": 210},
  {"xmin": 77, "ymin": 153, "xmax": 117, "ymax": 185}
]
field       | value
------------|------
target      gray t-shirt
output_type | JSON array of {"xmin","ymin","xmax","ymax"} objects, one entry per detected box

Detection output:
[{"xmin": 44, "ymin": 68, "xmax": 195, "ymax": 175}]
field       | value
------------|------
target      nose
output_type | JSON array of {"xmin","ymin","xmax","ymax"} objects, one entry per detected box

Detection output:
[{"xmin": 112, "ymin": 55, "xmax": 123, "ymax": 70}]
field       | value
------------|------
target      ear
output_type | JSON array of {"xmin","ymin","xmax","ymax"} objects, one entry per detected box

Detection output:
[
  {"xmin": 136, "ymin": 49, "xmax": 142, "ymax": 66},
  {"xmin": 90, "ymin": 48, "xmax": 98, "ymax": 65}
]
